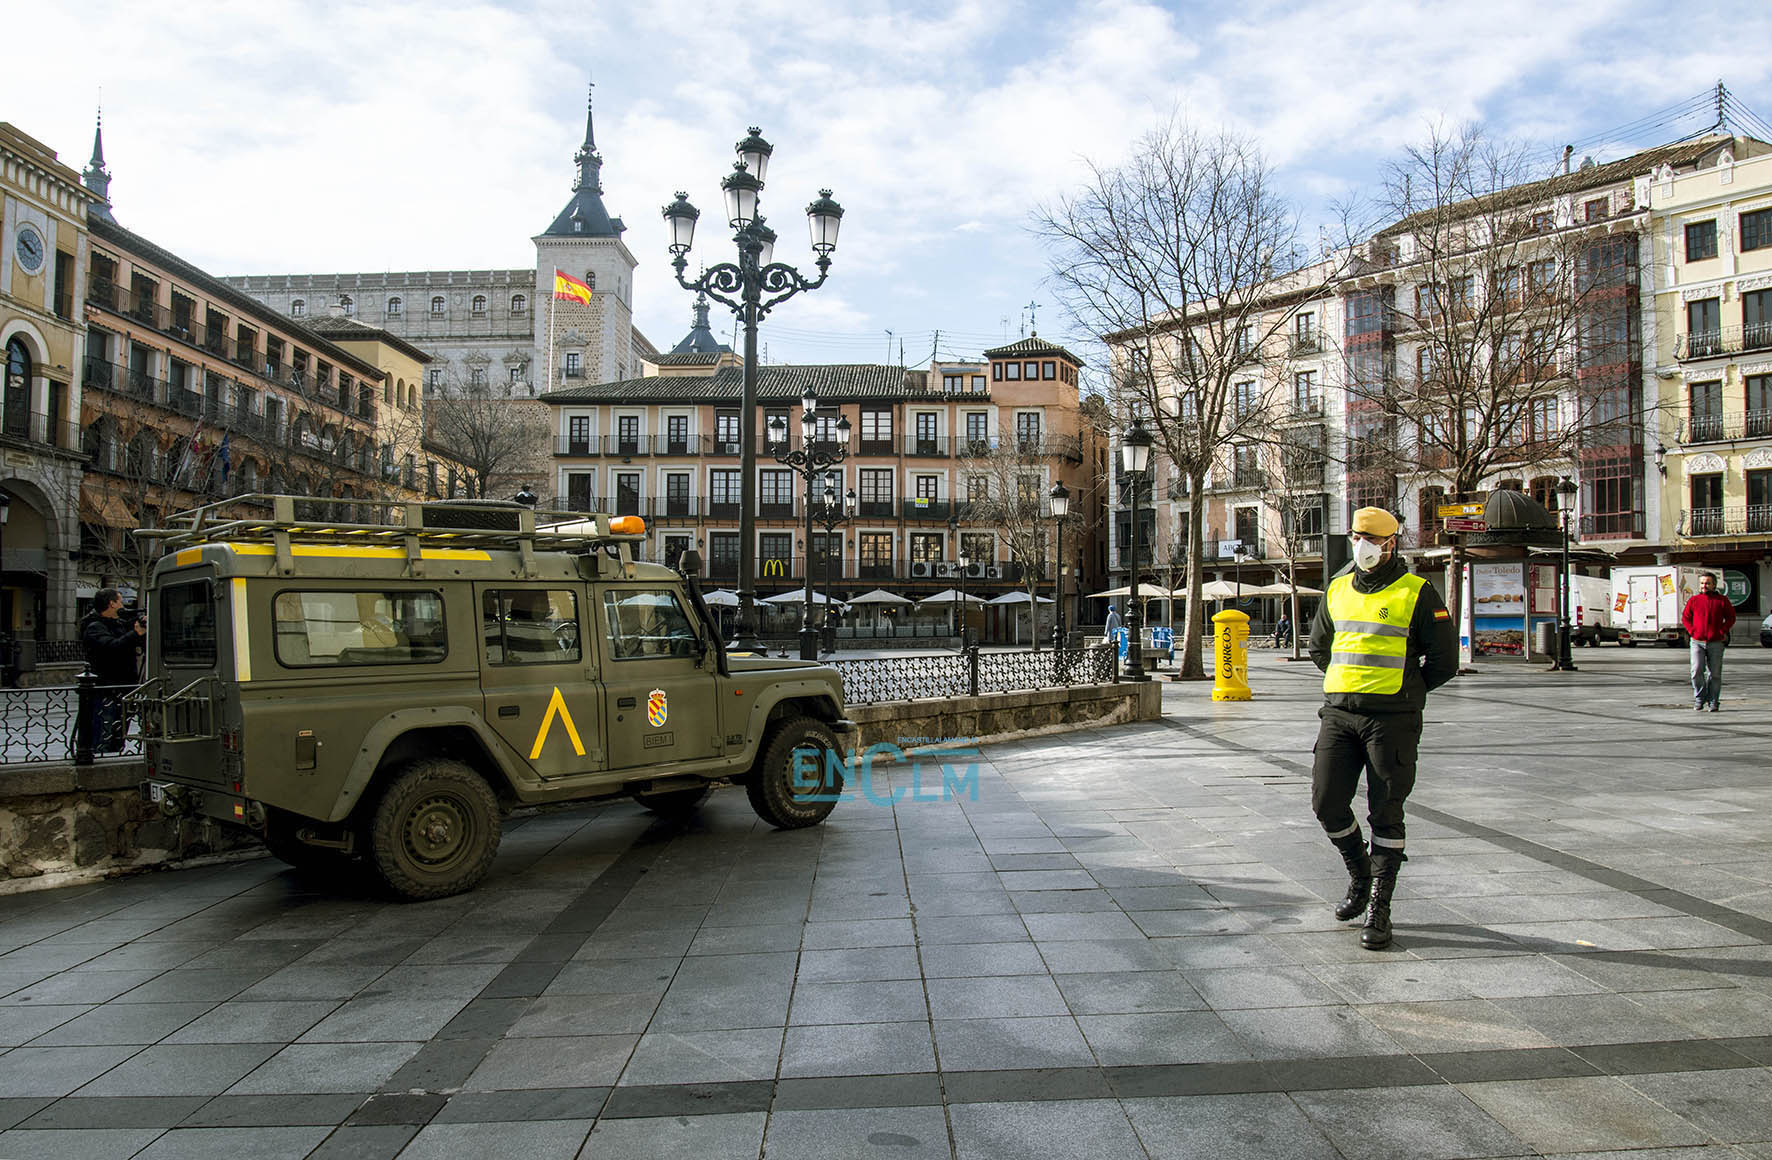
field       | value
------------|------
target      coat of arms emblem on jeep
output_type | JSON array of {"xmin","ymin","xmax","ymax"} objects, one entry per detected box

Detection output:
[{"xmin": 647, "ymin": 688, "xmax": 669, "ymax": 728}]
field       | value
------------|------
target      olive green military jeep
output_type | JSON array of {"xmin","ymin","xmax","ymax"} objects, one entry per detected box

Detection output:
[{"xmin": 129, "ymin": 496, "xmax": 854, "ymax": 900}]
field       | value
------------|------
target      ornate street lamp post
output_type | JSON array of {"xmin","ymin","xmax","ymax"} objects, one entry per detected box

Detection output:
[
  {"xmin": 663, "ymin": 130, "xmax": 844, "ymax": 651},
  {"xmin": 1551, "ymin": 474, "xmax": 1580, "ymax": 672},
  {"xmin": 1122, "ymin": 418, "xmax": 1153, "ymax": 681},
  {"xmin": 768, "ymin": 390, "xmax": 851, "ymax": 660},
  {"xmin": 1049, "ymin": 481, "xmax": 1070, "ymax": 648},
  {"xmin": 811, "ymin": 483, "xmax": 857, "ymax": 655}
]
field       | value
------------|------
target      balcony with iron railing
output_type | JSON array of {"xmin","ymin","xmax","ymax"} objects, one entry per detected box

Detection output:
[
  {"xmin": 1676, "ymin": 323, "xmax": 1772, "ymax": 361},
  {"xmin": 1579, "ymin": 510, "xmax": 1647, "ymax": 539},
  {"xmin": 1288, "ymin": 335, "xmax": 1322, "ymax": 357},
  {"xmin": 1677, "ymin": 505, "xmax": 1772, "ymax": 538},
  {"xmin": 1677, "ymin": 410, "xmax": 1772, "ymax": 444}
]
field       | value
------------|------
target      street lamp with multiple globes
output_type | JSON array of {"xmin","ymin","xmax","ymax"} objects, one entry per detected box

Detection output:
[
  {"xmin": 1121, "ymin": 418, "xmax": 1153, "ymax": 681},
  {"xmin": 662, "ymin": 129, "xmax": 844, "ymax": 652},
  {"xmin": 1550, "ymin": 474, "xmax": 1581, "ymax": 672},
  {"xmin": 767, "ymin": 390, "xmax": 851, "ymax": 660},
  {"xmin": 810, "ymin": 482, "xmax": 857, "ymax": 655},
  {"xmin": 1049, "ymin": 481, "xmax": 1070, "ymax": 648}
]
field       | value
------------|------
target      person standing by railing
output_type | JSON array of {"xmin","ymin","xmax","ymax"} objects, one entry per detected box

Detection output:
[{"xmin": 81, "ymin": 588, "xmax": 145, "ymax": 753}]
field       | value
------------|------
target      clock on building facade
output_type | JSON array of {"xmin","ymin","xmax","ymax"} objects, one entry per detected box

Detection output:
[{"xmin": 14, "ymin": 223, "xmax": 46, "ymax": 274}]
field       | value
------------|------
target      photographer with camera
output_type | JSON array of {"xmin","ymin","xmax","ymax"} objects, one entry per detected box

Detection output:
[{"xmin": 81, "ymin": 588, "xmax": 146, "ymax": 754}]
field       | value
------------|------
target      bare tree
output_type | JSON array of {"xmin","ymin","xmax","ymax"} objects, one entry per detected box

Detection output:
[
  {"xmin": 1341, "ymin": 123, "xmax": 1652, "ymax": 631},
  {"xmin": 424, "ymin": 379, "xmax": 549, "ymax": 501},
  {"xmin": 958, "ymin": 443, "xmax": 1084, "ymax": 651},
  {"xmin": 1037, "ymin": 117, "xmax": 1330, "ymax": 678}
]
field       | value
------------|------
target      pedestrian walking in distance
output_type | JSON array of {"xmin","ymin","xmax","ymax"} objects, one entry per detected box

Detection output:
[
  {"xmin": 1104, "ymin": 602, "xmax": 1121, "ymax": 641},
  {"xmin": 1307, "ymin": 508, "xmax": 1458, "ymax": 949},
  {"xmin": 1681, "ymin": 571, "xmax": 1735, "ymax": 712}
]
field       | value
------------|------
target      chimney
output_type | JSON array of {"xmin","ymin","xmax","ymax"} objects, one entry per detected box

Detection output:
[
  {"xmin": 1562, "ymin": 145, "xmax": 1574, "ymax": 174},
  {"xmin": 327, "ymin": 303, "xmax": 347, "ymax": 318}
]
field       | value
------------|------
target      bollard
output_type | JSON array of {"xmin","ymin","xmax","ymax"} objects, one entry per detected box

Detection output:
[
  {"xmin": 73, "ymin": 667, "xmax": 98, "ymax": 765},
  {"xmin": 1211, "ymin": 610, "xmax": 1253, "ymax": 702}
]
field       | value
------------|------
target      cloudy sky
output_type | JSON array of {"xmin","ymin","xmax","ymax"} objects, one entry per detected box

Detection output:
[{"xmin": 7, "ymin": 1, "xmax": 1771, "ymax": 370}]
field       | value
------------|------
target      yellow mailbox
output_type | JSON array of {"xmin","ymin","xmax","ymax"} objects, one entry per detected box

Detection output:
[{"xmin": 1211, "ymin": 609, "xmax": 1253, "ymax": 702}]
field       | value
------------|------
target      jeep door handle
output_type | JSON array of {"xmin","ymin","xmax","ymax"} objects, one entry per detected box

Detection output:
[
  {"xmin": 616, "ymin": 696, "xmax": 637, "ymax": 709},
  {"xmin": 498, "ymin": 704, "xmax": 520, "ymax": 718}
]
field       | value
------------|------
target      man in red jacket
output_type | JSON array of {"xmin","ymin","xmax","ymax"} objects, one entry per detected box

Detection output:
[{"xmin": 1681, "ymin": 572, "xmax": 1736, "ymax": 712}]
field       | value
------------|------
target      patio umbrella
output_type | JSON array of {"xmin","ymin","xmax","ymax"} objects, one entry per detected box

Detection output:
[
  {"xmin": 917, "ymin": 588, "xmax": 989, "ymax": 605},
  {"xmin": 1248, "ymin": 581, "xmax": 1324, "ymax": 596},
  {"xmin": 987, "ymin": 591, "xmax": 1053, "ymax": 604},
  {"xmin": 700, "ymin": 589, "xmax": 740, "ymax": 607},
  {"xmin": 846, "ymin": 588, "xmax": 913, "ymax": 605},
  {"xmin": 1200, "ymin": 579, "xmax": 1264, "ymax": 600},
  {"xmin": 763, "ymin": 590, "xmax": 846, "ymax": 607},
  {"xmin": 1087, "ymin": 582, "xmax": 1172, "ymax": 599}
]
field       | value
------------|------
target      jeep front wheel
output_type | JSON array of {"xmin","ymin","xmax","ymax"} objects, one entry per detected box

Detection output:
[
  {"xmin": 746, "ymin": 717, "xmax": 842, "ymax": 829},
  {"xmin": 368, "ymin": 759, "xmax": 502, "ymax": 901}
]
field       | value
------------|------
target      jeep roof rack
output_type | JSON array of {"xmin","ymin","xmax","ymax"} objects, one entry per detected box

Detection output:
[{"xmin": 137, "ymin": 494, "xmax": 647, "ymax": 577}]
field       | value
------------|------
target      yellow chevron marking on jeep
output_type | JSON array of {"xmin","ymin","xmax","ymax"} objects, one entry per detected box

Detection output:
[{"xmin": 529, "ymin": 686, "xmax": 586, "ymax": 759}]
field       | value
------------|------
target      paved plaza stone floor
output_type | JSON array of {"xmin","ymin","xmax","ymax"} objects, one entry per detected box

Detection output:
[{"xmin": 1, "ymin": 646, "xmax": 1770, "ymax": 1158}]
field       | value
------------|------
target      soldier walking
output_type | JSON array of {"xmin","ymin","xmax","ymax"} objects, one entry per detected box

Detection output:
[{"xmin": 1307, "ymin": 509, "xmax": 1458, "ymax": 949}]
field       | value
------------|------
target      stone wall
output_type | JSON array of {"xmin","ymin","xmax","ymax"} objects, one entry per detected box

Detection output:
[
  {"xmin": 0, "ymin": 681, "xmax": 1161, "ymax": 885},
  {"xmin": 846, "ymin": 680, "xmax": 1162, "ymax": 751},
  {"xmin": 0, "ymin": 760, "xmax": 248, "ymax": 888}
]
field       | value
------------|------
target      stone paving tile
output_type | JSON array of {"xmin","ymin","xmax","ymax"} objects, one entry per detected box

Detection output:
[
  {"xmin": 463, "ymin": 1034, "xmax": 638, "ymax": 1090},
  {"xmin": 933, "ymin": 1016, "xmax": 1095, "ymax": 1071},
  {"xmin": 14, "ymin": 998, "xmax": 217, "ymax": 1055},
  {"xmin": 383, "ymin": 1119, "xmax": 596, "ymax": 1159},
  {"xmin": 1076, "ymin": 1011, "xmax": 1254, "ymax": 1066},
  {"xmin": 927, "ymin": 975, "xmax": 1070, "ymax": 1020},
  {"xmin": 1220, "ymin": 1005, "xmax": 1406, "ymax": 1059},
  {"xmin": 73, "ymin": 1042, "xmax": 282, "ymax": 1096},
  {"xmin": 1356, "ymin": 999, "xmax": 1559, "ymax": 1054},
  {"xmin": 1626, "ymin": 984, "xmax": 1772, "ymax": 1038},
  {"xmin": 1053, "ymin": 970, "xmax": 1207, "ymax": 1016},
  {"xmin": 295, "ymin": 996, "xmax": 471, "ymax": 1043},
  {"xmin": 1309, "ymin": 959, "xmax": 1481, "ymax": 1004},
  {"xmin": 1125, "ymin": 1092, "xmax": 1343, "ymax": 1159},
  {"xmin": 583, "ymin": 1110, "xmax": 766, "ymax": 1158},
  {"xmin": 1037, "ymin": 937, "xmax": 1176, "ymax": 974},
  {"xmin": 1291, "ymin": 1084, "xmax": 1531, "ymax": 1160},
  {"xmin": 543, "ymin": 956, "xmax": 680, "ymax": 996},
  {"xmin": 504, "ymin": 992, "xmax": 659, "ymax": 1037},
  {"xmin": 1619, "ymin": 1067, "xmax": 1772, "ymax": 1143},
  {"xmin": 796, "ymin": 946, "xmax": 925, "ymax": 983},
  {"xmin": 0, "ymin": 968, "xmax": 163, "ymax": 1006},
  {"xmin": 225, "ymin": 1040, "xmax": 423, "ymax": 1094},
  {"xmin": 921, "ymin": 941, "xmax": 1047, "ymax": 978},
  {"xmin": 124, "ymin": 1124, "xmax": 336, "ymax": 1159},
  {"xmin": 1182, "ymin": 964, "xmax": 1345, "ymax": 1010},
  {"xmin": 1491, "ymin": 993, "xmax": 1703, "ymax": 1046},
  {"xmin": 163, "ymin": 999, "xmax": 341, "ymax": 1044},
  {"xmin": 800, "ymin": 919, "xmax": 917, "ymax": 950},
  {"xmin": 109, "ymin": 967, "xmax": 273, "ymax": 1004},
  {"xmin": 0, "ymin": 1003, "xmax": 92, "ymax": 1045},
  {"xmin": 912, "ymin": 915, "xmax": 1031, "ymax": 945},
  {"xmin": 763, "ymin": 1105, "xmax": 952, "ymax": 1160},
  {"xmin": 0, "ymin": 1127, "xmax": 167, "ymax": 1159},
  {"xmin": 1457, "ymin": 1075, "xmax": 1713, "ymax": 1153},
  {"xmin": 618, "ymin": 1026, "xmax": 783, "ymax": 1086},
  {"xmin": 0, "ymin": 1045, "xmax": 144, "ymax": 1097},
  {"xmin": 949, "ymin": 1097, "xmax": 1147, "ymax": 1159},
  {"xmin": 780, "ymin": 1020, "xmax": 936, "ymax": 1078},
  {"xmin": 790, "ymin": 979, "xmax": 928, "ymax": 1025}
]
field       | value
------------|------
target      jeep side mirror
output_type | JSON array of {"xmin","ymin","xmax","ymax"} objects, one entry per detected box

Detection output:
[{"xmin": 680, "ymin": 550, "xmax": 704, "ymax": 578}]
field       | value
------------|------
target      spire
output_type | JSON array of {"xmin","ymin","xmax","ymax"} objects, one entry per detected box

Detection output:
[
  {"xmin": 572, "ymin": 81, "xmax": 602, "ymax": 195},
  {"xmin": 83, "ymin": 108, "xmax": 114, "ymax": 221},
  {"xmin": 670, "ymin": 291, "xmax": 732, "ymax": 354},
  {"xmin": 542, "ymin": 76, "xmax": 623, "ymax": 238}
]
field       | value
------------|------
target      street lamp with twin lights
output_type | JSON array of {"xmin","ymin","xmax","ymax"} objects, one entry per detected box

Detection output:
[
  {"xmin": 768, "ymin": 389, "xmax": 851, "ymax": 660},
  {"xmin": 662, "ymin": 129, "xmax": 844, "ymax": 652},
  {"xmin": 1049, "ymin": 481, "xmax": 1070, "ymax": 648},
  {"xmin": 810, "ymin": 482, "xmax": 857, "ymax": 655},
  {"xmin": 1121, "ymin": 418, "xmax": 1153, "ymax": 681}
]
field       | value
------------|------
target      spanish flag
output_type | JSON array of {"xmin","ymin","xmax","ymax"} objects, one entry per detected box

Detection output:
[{"xmin": 553, "ymin": 268, "xmax": 593, "ymax": 305}]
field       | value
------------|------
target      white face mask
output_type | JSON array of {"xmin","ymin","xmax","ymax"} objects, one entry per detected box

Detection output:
[{"xmin": 1352, "ymin": 538, "xmax": 1386, "ymax": 571}]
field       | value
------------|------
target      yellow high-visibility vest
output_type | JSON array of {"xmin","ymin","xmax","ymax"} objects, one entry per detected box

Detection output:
[{"xmin": 1323, "ymin": 572, "xmax": 1427, "ymax": 695}]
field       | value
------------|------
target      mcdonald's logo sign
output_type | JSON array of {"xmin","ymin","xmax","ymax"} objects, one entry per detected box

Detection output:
[{"xmin": 763, "ymin": 558, "xmax": 786, "ymax": 577}]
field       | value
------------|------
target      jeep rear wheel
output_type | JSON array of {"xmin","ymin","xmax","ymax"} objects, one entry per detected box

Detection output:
[
  {"xmin": 368, "ymin": 759, "xmax": 501, "ymax": 901},
  {"xmin": 746, "ymin": 717, "xmax": 842, "ymax": 829},
  {"xmin": 634, "ymin": 785, "xmax": 711, "ymax": 816}
]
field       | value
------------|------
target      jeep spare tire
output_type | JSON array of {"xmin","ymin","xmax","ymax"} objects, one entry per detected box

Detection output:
[
  {"xmin": 368, "ymin": 759, "xmax": 502, "ymax": 901},
  {"xmin": 747, "ymin": 717, "xmax": 843, "ymax": 829}
]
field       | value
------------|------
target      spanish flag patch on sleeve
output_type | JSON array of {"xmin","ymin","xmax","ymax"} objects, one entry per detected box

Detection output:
[{"xmin": 1433, "ymin": 608, "xmax": 1450, "ymax": 620}]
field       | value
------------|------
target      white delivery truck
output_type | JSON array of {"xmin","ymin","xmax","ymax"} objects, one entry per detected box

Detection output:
[
  {"xmin": 1568, "ymin": 574, "xmax": 1624, "ymax": 645},
  {"xmin": 1609, "ymin": 565, "xmax": 1705, "ymax": 647}
]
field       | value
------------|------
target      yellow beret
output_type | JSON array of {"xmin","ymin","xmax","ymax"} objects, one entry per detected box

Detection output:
[{"xmin": 1351, "ymin": 507, "xmax": 1400, "ymax": 537}]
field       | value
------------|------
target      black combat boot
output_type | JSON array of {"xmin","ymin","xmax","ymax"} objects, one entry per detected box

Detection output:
[
  {"xmin": 1331, "ymin": 830, "xmax": 1371, "ymax": 922},
  {"xmin": 1361, "ymin": 852, "xmax": 1402, "ymax": 950}
]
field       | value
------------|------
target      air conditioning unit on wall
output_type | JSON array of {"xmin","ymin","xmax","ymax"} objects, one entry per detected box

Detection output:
[{"xmin": 910, "ymin": 561, "xmax": 934, "ymax": 579}]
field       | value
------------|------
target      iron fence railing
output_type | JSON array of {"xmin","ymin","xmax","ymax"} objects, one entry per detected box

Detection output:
[
  {"xmin": 1, "ymin": 681, "xmax": 143, "ymax": 766},
  {"xmin": 833, "ymin": 643, "xmax": 1116, "ymax": 704},
  {"xmin": 1677, "ymin": 410, "xmax": 1772, "ymax": 443},
  {"xmin": 1677, "ymin": 505, "xmax": 1772, "ymax": 537},
  {"xmin": 1676, "ymin": 324, "xmax": 1772, "ymax": 360}
]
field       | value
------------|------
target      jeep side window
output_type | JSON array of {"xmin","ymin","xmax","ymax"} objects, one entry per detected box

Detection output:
[
  {"xmin": 273, "ymin": 590, "xmax": 447, "ymax": 666},
  {"xmin": 483, "ymin": 589, "xmax": 580, "ymax": 665},
  {"xmin": 602, "ymin": 589, "xmax": 699, "ymax": 660},
  {"xmin": 159, "ymin": 579, "xmax": 217, "ymax": 667}
]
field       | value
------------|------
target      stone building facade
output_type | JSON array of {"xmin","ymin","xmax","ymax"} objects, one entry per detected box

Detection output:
[
  {"xmin": 223, "ymin": 91, "xmax": 652, "ymax": 404},
  {"xmin": 1, "ymin": 122, "xmax": 99, "ymax": 649}
]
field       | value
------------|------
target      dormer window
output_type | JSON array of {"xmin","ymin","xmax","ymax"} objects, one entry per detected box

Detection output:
[{"xmin": 290, "ymin": 299, "xmax": 306, "ymax": 317}]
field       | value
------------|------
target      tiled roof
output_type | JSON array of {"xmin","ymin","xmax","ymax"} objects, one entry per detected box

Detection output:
[
  {"xmin": 983, "ymin": 335, "xmax": 1084, "ymax": 365},
  {"xmin": 88, "ymin": 216, "xmax": 387, "ymax": 381},
  {"xmin": 542, "ymin": 363, "xmax": 951, "ymax": 404},
  {"xmin": 651, "ymin": 352, "xmax": 723, "ymax": 367}
]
